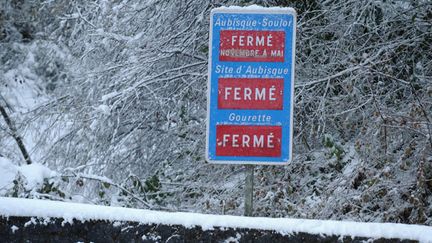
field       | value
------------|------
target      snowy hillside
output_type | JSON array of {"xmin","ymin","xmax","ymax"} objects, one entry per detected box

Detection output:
[{"xmin": 1, "ymin": 0, "xmax": 431, "ymax": 229}]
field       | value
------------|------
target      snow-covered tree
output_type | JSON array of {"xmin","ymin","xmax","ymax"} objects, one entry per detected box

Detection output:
[{"xmin": 1, "ymin": 0, "xmax": 431, "ymax": 225}]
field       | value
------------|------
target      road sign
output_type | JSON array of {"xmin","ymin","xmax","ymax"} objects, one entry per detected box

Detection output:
[{"xmin": 206, "ymin": 6, "xmax": 296, "ymax": 165}]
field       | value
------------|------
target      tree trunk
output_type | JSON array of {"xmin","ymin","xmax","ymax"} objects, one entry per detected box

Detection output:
[{"xmin": 0, "ymin": 105, "xmax": 32, "ymax": 165}]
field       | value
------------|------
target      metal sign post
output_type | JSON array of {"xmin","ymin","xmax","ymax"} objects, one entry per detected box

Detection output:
[
  {"xmin": 206, "ymin": 6, "xmax": 297, "ymax": 216},
  {"xmin": 244, "ymin": 164, "xmax": 254, "ymax": 216}
]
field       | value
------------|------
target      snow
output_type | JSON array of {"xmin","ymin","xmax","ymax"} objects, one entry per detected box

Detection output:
[
  {"xmin": 0, "ymin": 158, "xmax": 56, "ymax": 193},
  {"xmin": 11, "ymin": 225, "xmax": 19, "ymax": 233},
  {"xmin": 214, "ymin": 4, "xmax": 295, "ymax": 13},
  {"xmin": 0, "ymin": 197, "xmax": 431, "ymax": 242},
  {"xmin": 17, "ymin": 164, "xmax": 57, "ymax": 191},
  {"xmin": 2, "ymin": 68, "xmax": 43, "ymax": 112},
  {"xmin": 0, "ymin": 157, "xmax": 17, "ymax": 194},
  {"xmin": 1, "ymin": 43, "xmax": 50, "ymax": 113},
  {"xmin": 94, "ymin": 104, "xmax": 111, "ymax": 115},
  {"xmin": 224, "ymin": 233, "xmax": 241, "ymax": 243},
  {"xmin": 101, "ymin": 91, "xmax": 119, "ymax": 101}
]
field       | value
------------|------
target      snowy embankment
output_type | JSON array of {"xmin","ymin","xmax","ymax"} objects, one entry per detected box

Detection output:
[{"xmin": 0, "ymin": 197, "xmax": 431, "ymax": 242}]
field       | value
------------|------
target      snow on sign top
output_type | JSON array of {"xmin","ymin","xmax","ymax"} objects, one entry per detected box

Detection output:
[
  {"xmin": 214, "ymin": 5, "xmax": 296, "ymax": 12},
  {"xmin": 206, "ymin": 5, "xmax": 296, "ymax": 165}
]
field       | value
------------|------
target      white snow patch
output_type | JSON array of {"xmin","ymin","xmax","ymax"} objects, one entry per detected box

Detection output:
[
  {"xmin": 0, "ymin": 158, "xmax": 58, "ymax": 195},
  {"xmin": 0, "ymin": 43, "xmax": 51, "ymax": 113},
  {"xmin": 101, "ymin": 91, "xmax": 120, "ymax": 102},
  {"xmin": 24, "ymin": 217, "xmax": 37, "ymax": 227},
  {"xmin": 142, "ymin": 233, "xmax": 161, "ymax": 241},
  {"xmin": 0, "ymin": 157, "xmax": 18, "ymax": 194},
  {"xmin": 214, "ymin": 4, "xmax": 295, "ymax": 12},
  {"xmin": 2, "ymin": 69, "xmax": 44, "ymax": 112},
  {"xmin": 11, "ymin": 225, "xmax": 19, "ymax": 233},
  {"xmin": 342, "ymin": 146, "xmax": 360, "ymax": 176},
  {"xmin": 94, "ymin": 104, "xmax": 111, "ymax": 115},
  {"xmin": 89, "ymin": 120, "xmax": 99, "ymax": 131},
  {"xmin": 224, "ymin": 232, "xmax": 241, "ymax": 243},
  {"xmin": 18, "ymin": 163, "xmax": 57, "ymax": 190},
  {"xmin": 0, "ymin": 197, "xmax": 431, "ymax": 242},
  {"xmin": 304, "ymin": 194, "xmax": 322, "ymax": 208}
]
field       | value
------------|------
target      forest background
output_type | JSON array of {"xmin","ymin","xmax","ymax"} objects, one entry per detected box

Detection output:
[{"xmin": 0, "ymin": 0, "xmax": 431, "ymax": 225}]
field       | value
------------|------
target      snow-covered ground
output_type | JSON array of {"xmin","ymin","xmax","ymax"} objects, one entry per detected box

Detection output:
[{"xmin": 0, "ymin": 197, "xmax": 431, "ymax": 242}]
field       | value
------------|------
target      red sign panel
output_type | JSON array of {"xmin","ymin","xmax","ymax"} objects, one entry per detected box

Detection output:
[
  {"xmin": 219, "ymin": 30, "xmax": 285, "ymax": 62},
  {"xmin": 216, "ymin": 125, "xmax": 282, "ymax": 157},
  {"xmin": 218, "ymin": 78, "xmax": 283, "ymax": 110}
]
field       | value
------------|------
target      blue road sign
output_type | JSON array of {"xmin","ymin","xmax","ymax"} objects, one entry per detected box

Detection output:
[{"xmin": 206, "ymin": 6, "xmax": 296, "ymax": 165}]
